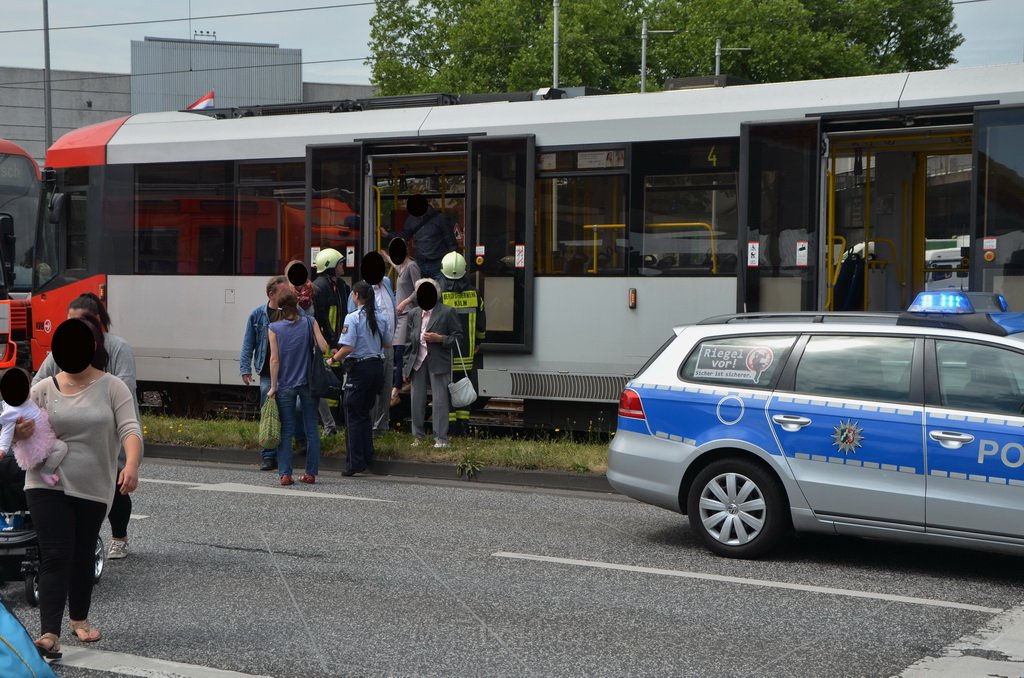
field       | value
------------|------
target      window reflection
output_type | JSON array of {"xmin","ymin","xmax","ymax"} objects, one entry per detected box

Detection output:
[{"xmin": 795, "ymin": 336, "xmax": 914, "ymax": 402}]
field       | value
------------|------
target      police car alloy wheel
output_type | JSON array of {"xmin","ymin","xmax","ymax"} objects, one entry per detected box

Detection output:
[{"xmin": 687, "ymin": 459, "xmax": 787, "ymax": 559}]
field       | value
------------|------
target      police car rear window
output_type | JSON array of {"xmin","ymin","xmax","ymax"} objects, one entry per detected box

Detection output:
[{"xmin": 681, "ymin": 335, "xmax": 797, "ymax": 389}]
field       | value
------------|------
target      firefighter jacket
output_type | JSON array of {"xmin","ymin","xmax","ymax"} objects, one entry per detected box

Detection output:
[{"xmin": 439, "ymin": 276, "xmax": 485, "ymax": 372}]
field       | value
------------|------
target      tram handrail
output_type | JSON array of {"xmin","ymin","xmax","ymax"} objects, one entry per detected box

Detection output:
[
  {"xmin": 581, "ymin": 223, "xmax": 626, "ymax": 274},
  {"xmin": 372, "ymin": 184, "xmax": 382, "ymax": 252}
]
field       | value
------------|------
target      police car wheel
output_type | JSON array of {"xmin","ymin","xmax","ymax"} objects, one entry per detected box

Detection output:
[{"xmin": 687, "ymin": 458, "xmax": 787, "ymax": 559}]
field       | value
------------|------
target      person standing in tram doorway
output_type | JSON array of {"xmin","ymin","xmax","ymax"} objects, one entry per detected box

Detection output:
[
  {"xmin": 438, "ymin": 252, "xmax": 485, "ymax": 435},
  {"xmin": 382, "ymin": 237, "xmax": 421, "ymax": 406},
  {"xmin": 402, "ymin": 194, "xmax": 456, "ymax": 282},
  {"xmin": 312, "ymin": 248, "xmax": 350, "ymax": 435}
]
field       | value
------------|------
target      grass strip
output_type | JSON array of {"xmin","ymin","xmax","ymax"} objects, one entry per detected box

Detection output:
[{"xmin": 141, "ymin": 414, "xmax": 610, "ymax": 474}]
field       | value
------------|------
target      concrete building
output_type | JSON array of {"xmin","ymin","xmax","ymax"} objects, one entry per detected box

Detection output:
[{"xmin": 0, "ymin": 36, "xmax": 374, "ymax": 165}]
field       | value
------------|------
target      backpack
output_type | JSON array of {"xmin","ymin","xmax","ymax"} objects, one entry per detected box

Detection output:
[{"xmin": 0, "ymin": 597, "xmax": 58, "ymax": 677}]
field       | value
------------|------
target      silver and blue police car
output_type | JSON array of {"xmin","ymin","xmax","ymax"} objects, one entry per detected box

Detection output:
[{"xmin": 608, "ymin": 291, "xmax": 1024, "ymax": 558}]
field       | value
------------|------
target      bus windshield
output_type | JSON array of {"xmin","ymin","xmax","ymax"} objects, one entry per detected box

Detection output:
[{"xmin": 0, "ymin": 149, "xmax": 43, "ymax": 294}]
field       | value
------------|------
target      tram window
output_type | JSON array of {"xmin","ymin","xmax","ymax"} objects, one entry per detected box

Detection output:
[
  {"xmin": 237, "ymin": 181, "xmax": 305, "ymax": 276},
  {"xmin": 135, "ymin": 162, "xmax": 232, "ymax": 275},
  {"xmin": 535, "ymin": 175, "xmax": 627, "ymax": 276},
  {"xmin": 639, "ymin": 173, "xmax": 737, "ymax": 276}
]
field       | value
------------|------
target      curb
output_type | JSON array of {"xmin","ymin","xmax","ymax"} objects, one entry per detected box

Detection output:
[{"xmin": 145, "ymin": 444, "xmax": 617, "ymax": 494}]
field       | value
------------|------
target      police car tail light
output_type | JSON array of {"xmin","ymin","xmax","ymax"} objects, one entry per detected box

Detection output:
[
  {"xmin": 618, "ymin": 389, "xmax": 646, "ymax": 420},
  {"xmin": 907, "ymin": 291, "xmax": 975, "ymax": 314}
]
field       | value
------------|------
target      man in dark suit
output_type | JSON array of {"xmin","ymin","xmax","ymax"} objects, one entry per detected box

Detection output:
[{"xmin": 403, "ymin": 278, "xmax": 462, "ymax": 448}]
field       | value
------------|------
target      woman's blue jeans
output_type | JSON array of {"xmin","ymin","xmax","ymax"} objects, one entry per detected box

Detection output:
[{"xmin": 275, "ymin": 384, "xmax": 319, "ymax": 477}]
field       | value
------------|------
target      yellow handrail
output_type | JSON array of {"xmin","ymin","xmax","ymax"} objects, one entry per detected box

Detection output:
[
  {"xmin": 371, "ymin": 184, "xmax": 382, "ymax": 252},
  {"xmin": 581, "ymin": 223, "xmax": 626, "ymax": 274},
  {"xmin": 645, "ymin": 221, "xmax": 719, "ymax": 274}
]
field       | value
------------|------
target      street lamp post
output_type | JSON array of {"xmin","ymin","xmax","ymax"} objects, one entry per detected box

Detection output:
[{"xmin": 552, "ymin": 0, "xmax": 559, "ymax": 88}]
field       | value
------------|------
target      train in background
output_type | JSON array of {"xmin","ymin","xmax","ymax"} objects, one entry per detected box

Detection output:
[
  {"xmin": 33, "ymin": 63, "xmax": 1024, "ymax": 429},
  {"xmin": 0, "ymin": 139, "xmax": 43, "ymax": 370}
]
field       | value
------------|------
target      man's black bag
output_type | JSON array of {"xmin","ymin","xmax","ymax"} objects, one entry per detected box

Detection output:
[{"xmin": 307, "ymin": 318, "xmax": 342, "ymax": 399}]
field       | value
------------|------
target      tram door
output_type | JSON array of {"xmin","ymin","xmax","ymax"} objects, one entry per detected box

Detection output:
[
  {"xmin": 739, "ymin": 120, "xmax": 820, "ymax": 312},
  {"xmin": 825, "ymin": 131, "xmax": 972, "ymax": 312},
  {"xmin": 974, "ymin": 104, "xmax": 1024, "ymax": 310},
  {"xmin": 466, "ymin": 135, "xmax": 535, "ymax": 352},
  {"xmin": 307, "ymin": 143, "xmax": 364, "ymax": 273}
]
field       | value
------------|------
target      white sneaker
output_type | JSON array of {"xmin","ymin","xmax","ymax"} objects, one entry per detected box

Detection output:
[
  {"xmin": 411, "ymin": 437, "xmax": 422, "ymax": 447},
  {"xmin": 433, "ymin": 441, "xmax": 450, "ymax": 448},
  {"xmin": 107, "ymin": 539, "xmax": 128, "ymax": 560}
]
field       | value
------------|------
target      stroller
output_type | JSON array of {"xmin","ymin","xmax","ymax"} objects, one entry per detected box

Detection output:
[{"xmin": 0, "ymin": 456, "xmax": 104, "ymax": 606}]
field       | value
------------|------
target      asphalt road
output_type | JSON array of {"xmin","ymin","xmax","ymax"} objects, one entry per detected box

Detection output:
[{"xmin": 3, "ymin": 459, "xmax": 1022, "ymax": 677}]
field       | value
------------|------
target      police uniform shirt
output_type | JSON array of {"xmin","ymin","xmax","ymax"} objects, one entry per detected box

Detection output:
[{"xmin": 339, "ymin": 307, "xmax": 390, "ymax": 359}]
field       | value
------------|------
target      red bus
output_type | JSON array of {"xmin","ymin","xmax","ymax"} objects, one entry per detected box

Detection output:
[{"xmin": 0, "ymin": 139, "xmax": 42, "ymax": 369}]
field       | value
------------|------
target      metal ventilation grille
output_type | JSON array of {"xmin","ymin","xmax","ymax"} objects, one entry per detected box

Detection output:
[{"xmin": 510, "ymin": 373, "xmax": 629, "ymax": 402}]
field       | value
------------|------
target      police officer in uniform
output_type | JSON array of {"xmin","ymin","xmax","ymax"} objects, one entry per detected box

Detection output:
[
  {"xmin": 438, "ymin": 252, "xmax": 485, "ymax": 434},
  {"xmin": 332, "ymin": 281, "xmax": 388, "ymax": 476}
]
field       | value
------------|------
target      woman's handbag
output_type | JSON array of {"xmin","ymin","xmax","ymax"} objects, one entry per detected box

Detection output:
[
  {"xmin": 307, "ymin": 318, "xmax": 342, "ymax": 399},
  {"xmin": 448, "ymin": 340, "xmax": 477, "ymax": 408},
  {"xmin": 257, "ymin": 397, "xmax": 280, "ymax": 449}
]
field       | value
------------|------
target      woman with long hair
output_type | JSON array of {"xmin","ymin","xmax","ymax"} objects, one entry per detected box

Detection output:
[
  {"xmin": 267, "ymin": 288, "xmax": 329, "ymax": 485},
  {"xmin": 332, "ymin": 281, "xmax": 388, "ymax": 476}
]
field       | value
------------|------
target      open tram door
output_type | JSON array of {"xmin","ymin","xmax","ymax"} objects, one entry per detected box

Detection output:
[
  {"xmin": 307, "ymin": 143, "xmax": 364, "ymax": 276},
  {"xmin": 466, "ymin": 135, "xmax": 534, "ymax": 353},
  {"xmin": 823, "ymin": 126, "xmax": 974, "ymax": 312},
  {"xmin": 738, "ymin": 120, "xmax": 821, "ymax": 312},
  {"xmin": 973, "ymin": 104, "xmax": 1024, "ymax": 310}
]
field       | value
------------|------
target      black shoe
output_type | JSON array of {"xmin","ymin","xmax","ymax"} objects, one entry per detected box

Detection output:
[
  {"xmin": 341, "ymin": 470, "xmax": 357, "ymax": 477},
  {"xmin": 260, "ymin": 459, "xmax": 278, "ymax": 471}
]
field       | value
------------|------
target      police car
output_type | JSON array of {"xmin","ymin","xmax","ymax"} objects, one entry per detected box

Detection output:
[{"xmin": 608, "ymin": 291, "xmax": 1024, "ymax": 559}]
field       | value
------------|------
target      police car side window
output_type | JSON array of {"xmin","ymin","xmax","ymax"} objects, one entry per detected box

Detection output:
[
  {"xmin": 680, "ymin": 335, "xmax": 797, "ymax": 389},
  {"xmin": 936, "ymin": 341, "xmax": 1024, "ymax": 416},
  {"xmin": 794, "ymin": 336, "xmax": 914, "ymax": 402}
]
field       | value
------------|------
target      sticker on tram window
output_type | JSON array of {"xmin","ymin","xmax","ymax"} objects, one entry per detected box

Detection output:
[
  {"xmin": 576, "ymin": 150, "xmax": 624, "ymax": 169},
  {"xmin": 693, "ymin": 345, "xmax": 775, "ymax": 384}
]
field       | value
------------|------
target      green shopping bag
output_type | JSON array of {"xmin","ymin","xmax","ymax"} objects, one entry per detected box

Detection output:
[{"xmin": 257, "ymin": 397, "xmax": 280, "ymax": 449}]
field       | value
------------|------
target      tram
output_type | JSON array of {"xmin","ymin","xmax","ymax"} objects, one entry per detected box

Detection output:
[{"xmin": 35, "ymin": 63, "xmax": 1024, "ymax": 427}]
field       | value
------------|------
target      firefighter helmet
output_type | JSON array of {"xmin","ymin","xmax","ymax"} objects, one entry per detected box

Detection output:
[
  {"xmin": 315, "ymin": 248, "xmax": 343, "ymax": 274},
  {"xmin": 441, "ymin": 251, "xmax": 467, "ymax": 279}
]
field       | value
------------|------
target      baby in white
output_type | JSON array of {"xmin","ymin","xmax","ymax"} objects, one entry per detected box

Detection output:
[{"xmin": 0, "ymin": 368, "xmax": 67, "ymax": 486}]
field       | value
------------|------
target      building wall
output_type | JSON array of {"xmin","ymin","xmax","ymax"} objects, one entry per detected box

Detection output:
[
  {"xmin": 0, "ymin": 62, "xmax": 376, "ymax": 166},
  {"xmin": 131, "ymin": 37, "xmax": 304, "ymax": 113},
  {"xmin": 0, "ymin": 66, "xmax": 131, "ymax": 164}
]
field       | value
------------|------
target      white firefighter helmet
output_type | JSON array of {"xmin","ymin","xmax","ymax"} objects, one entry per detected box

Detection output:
[
  {"xmin": 315, "ymin": 247, "xmax": 343, "ymax": 274},
  {"xmin": 441, "ymin": 251, "xmax": 467, "ymax": 279}
]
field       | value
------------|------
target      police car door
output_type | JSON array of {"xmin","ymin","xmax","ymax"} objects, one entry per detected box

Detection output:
[
  {"xmin": 768, "ymin": 334, "xmax": 925, "ymax": 528},
  {"xmin": 925, "ymin": 339, "xmax": 1024, "ymax": 541}
]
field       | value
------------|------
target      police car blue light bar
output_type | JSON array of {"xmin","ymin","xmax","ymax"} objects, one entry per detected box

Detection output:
[{"xmin": 907, "ymin": 291, "xmax": 975, "ymax": 314}]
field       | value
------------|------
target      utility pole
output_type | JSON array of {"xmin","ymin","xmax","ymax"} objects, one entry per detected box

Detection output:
[
  {"xmin": 640, "ymin": 19, "xmax": 676, "ymax": 93},
  {"xmin": 552, "ymin": 0, "xmax": 559, "ymax": 88},
  {"xmin": 715, "ymin": 37, "xmax": 750, "ymax": 77},
  {"xmin": 43, "ymin": 0, "xmax": 52, "ymax": 149}
]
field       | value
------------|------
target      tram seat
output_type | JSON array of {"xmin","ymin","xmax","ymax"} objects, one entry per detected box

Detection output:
[{"xmin": 833, "ymin": 254, "xmax": 865, "ymax": 311}]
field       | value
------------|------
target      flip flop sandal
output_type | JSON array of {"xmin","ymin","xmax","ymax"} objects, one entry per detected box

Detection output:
[
  {"xmin": 35, "ymin": 634, "xmax": 62, "ymax": 659},
  {"xmin": 70, "ymin": 621, "xmax": 102, "ymax": 642}
]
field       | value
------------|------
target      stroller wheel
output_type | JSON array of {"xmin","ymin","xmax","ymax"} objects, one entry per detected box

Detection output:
[
  {"xmin": 93, "ymin": 536, "xmax": 105, "ymax": 583},
  {"xmin": 25, "ymin": 572, "xmax": 38, "ymax": 607}
]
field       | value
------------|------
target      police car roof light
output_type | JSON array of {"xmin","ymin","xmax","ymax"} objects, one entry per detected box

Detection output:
[{"xmin": 907, "ymin": 291, "xmax": 974, "ymax": 314}]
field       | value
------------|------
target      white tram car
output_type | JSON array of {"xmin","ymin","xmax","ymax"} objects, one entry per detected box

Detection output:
[{"xmin": 35, "ymin": 63, "xmax": 1024, "ymax": 426}]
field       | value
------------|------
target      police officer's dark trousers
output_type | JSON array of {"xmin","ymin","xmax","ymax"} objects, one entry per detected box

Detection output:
[{"xmin": 344, "ymin": 357, "xmax": 384, "ymax": 473}]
